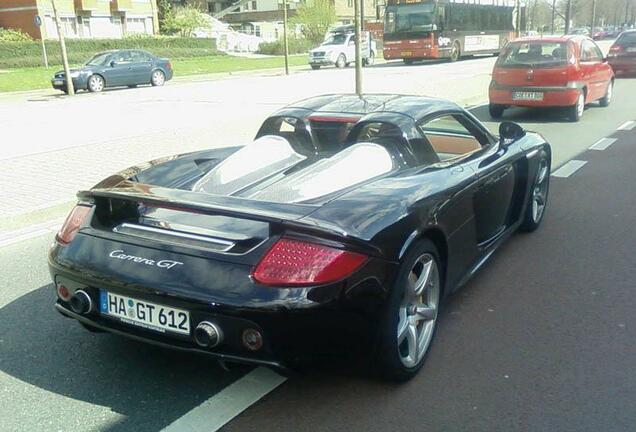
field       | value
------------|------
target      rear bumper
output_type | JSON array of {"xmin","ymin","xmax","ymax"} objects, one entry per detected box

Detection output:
[
  {"xmin": 489, "ymin": 85, "xmax": 581, "ymax": 107},
  {"xmin": 49, "ymin": 247, "xmax": 395, "ymax": 367}
]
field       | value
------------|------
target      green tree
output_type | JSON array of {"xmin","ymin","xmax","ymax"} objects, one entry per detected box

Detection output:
[
  {"xmin": 291, "ymin": 0, "xmax": 337, "ymax": 44},
  {"xmin": 161, "ymin": 4, "xmax": 209, "ymax": 37}
]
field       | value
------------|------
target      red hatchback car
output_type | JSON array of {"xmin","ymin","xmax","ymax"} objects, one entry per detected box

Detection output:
[
  {"xmin": 608, "ymin": 30, "xmax": 636, "ymax": 76},
  {"xmin": 489, "ymin": 36, "xmax": 614, "ymax": 122}
]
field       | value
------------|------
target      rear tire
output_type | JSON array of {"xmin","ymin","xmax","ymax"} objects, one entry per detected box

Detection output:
[
  {"xmin": 599, "ymin": 80, "xmax": 613, "ymax": 107},
  {"xmin": 519, "ymin": 150, "xmax": 550, "ymax": 232},
  {"xmin": 151, "ymin": 69, "xmax": 165, "ymax": 86},
  {"xmin": 449, "ymin": 41, "xmax": 461, "ymax": 62},
  {"xmin": 489, "ymin": 103, "xmax": 505, "ymax": 119},
  {"xmin": 376, "ymin": 239, "xmax": 441, "ymax": 382},
  {"xmin": 310, "ymin": 65, "xmax": 320, "ymax": 70},
  {"xmin": 567, "ymin": 91, "xmax": 585, "ymax": 122}
]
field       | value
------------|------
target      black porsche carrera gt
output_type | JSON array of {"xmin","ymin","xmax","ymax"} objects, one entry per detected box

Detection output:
[{"xmin": 49, "ymin": 94, "xmax": 551, "ymax": 381}]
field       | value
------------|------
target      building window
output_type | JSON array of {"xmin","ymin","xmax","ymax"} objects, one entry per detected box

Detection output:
[
  {"xmin": 254, "ymin": 25, "xmax": 261, "ymax": 37},
  {"xmin": 252, "ymin": 0, "xmax": 257, "ymax": 10},
  {"xmin": 60, "ymin": 17, "xmax": 78, "ymax": 37},
  {"xmin": 126, "ymin": 17, "xmax": 150, "ymax": 35},
  {"xmin": 347, "ymin": 0, "xmax": 352, "ymax": 7}
]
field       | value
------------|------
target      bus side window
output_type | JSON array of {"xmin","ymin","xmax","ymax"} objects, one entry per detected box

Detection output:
[{"xmin": 437, "ymin": 6, "xmax": 445, "ymax": 30}]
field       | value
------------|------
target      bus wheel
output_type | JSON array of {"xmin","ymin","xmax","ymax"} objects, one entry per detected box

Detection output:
[
  {"xmin": 450, "ymin": 41, "xmax": 461, "ymax": 62},
  {"xmin": 403, "ymin": 59, "xmax": 414, "ymax": 65}
]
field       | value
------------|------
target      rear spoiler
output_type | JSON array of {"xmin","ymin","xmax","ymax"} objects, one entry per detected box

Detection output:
[
  {"xmin": 79, "ymin": 181, "xmax": 317, "ymax": 223},
  {"xmin": 79, "ymin": 181, "xmax": 383, "ymax": 256}
]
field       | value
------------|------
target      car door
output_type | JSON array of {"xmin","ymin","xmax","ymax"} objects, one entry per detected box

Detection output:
[
  {"xmin": 101, "ymin": 51, "xmax": 134, "ymax": 87},
  {"xmin": 580, "ymin": 39, "xmax": 606, "ymax": 100},
  {"xmin": 419, "ymin": 113, "xmax": 515, "ymax": 245},
  {"xmin": 346, "ymin": 35, "xmax": 356, "ymax": 60},
  {"xmin": 129, "ymin": 50, "xmax": 154, "ymax": 84}
]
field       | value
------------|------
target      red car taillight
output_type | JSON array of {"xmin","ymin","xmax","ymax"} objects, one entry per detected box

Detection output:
[
  {"xmin": 610, "ymin": 45, "xmax": 623, "ymax": 52},
  {"xmin": 252, "ymin": 238, "xmax": 367, "ymax": 287},
  {"xmin": 56, "ymin": 205, "xmax": 91, "ymax": 245}
]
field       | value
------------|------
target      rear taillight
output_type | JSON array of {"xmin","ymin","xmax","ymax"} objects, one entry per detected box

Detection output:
[
  {"xmin": 252, "ymin": 238, "xmax": 367, "ymax": 287},
  {"xmin": 56, "ymin": 205, "xmax": 91, "ymax": 245},
  {"xmin": 167, "ymin": 61, "xmax": 172, "ymax": 70},
  {"xmin": 610, "ymin": 45, "xmax": 623, "ymax": 52}
]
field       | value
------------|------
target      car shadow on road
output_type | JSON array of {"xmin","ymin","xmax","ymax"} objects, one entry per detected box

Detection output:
[{"xmin": 0, "ymin": 284, "xmax": 246, "ymax": 432}]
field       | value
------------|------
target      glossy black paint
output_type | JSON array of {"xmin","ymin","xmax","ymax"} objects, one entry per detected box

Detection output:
[{"xmin": 49, "ymin": 94, "xmax": 551, "ymax": 367}]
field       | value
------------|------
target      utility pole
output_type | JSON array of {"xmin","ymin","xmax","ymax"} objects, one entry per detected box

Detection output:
[
  {"xmin": 282, "ymin": 0, "xmax": 289, "ymax": 75},
  {"xmin": 515, "ymin": 0, "xmax": 521, "ymax": 38},
  {"xmin": 354, "ymin": 0, "xmax": 362, "ymax": 96},
  {"xmin": 564, "ymin": 0, "xmax": 572, "ymax": 34},
  {"xmin": 591, "ymin": 0, "xmax": 596, "ymax": 32},
  {"xmin": 51, "ymin": 0, "xmax": 74, "ymax": 95}
]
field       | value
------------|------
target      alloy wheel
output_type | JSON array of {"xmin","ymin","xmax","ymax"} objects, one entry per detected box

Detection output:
[
  {"xmin": 152, "ymin": 70, "xmax": 165, "ymax": 86},
  {"xmin": 532, "ymin": 159, "xmax": 549, "ymax": 223},
  {"xmin": 397, "ymin": 253, "xmax": 440, "ymax": 368}
]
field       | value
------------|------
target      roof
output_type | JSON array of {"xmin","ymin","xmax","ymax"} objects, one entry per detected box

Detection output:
[
  {"xmin": 282, "ymin": 94, "xmax": 461, "ymax": 121},
  {"xmin": 512, "ymin": 35, "xmax": 588, "ymax": 43}
]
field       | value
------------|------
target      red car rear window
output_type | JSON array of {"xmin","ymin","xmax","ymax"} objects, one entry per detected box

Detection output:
[{"xmin": 497, "ymin": 42, "xmax": 569, "ymax": 68}]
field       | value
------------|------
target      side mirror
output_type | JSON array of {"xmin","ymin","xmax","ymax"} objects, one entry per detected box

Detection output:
[
  {"xmin": 499, "ymin": 121, "xmax": 525, "ymax": 146},
  {"xmin": 110, "ymin": 61, "xmax": 117, "ymax": 67}
]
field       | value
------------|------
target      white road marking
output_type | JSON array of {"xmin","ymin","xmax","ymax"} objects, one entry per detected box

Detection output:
[
  {"xmin": 551, "ymin": 160, "xmax": 587, "ymax": 178},
  {"xmin": 617, "ymin": 121, "xmax": 636, "ymax": 131},
  {"xmin": 161, "ymin": 367, "xmax": 287, "ymax": 432},
  {"xmin": 0, "ymin": 218, "xmax": 63, "ymax": 248},
  {"xmin": 589, "ymin": 138, "xmax": 617, "ymax": 151}
]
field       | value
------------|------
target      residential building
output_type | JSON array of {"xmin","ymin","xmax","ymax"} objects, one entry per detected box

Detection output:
[{"xmin": 0, "ymin": 0, "xmax": 159, "ymax": 39}]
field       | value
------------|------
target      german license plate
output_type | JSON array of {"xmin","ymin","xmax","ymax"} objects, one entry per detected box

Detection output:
[
  {"xmin": 53, "ymin": 80, "xmax": 63, "ymax": 85},
  {"xmin": 99, "ymin": 290, "xmax": 190, "ymax": 335},
  {"xmin": 401, "ymin": 51, "xmax": 413, "ymax": 57},
  {"xmin": 512, "ymin": 91, "xmax": 544, "ymax": 101}
]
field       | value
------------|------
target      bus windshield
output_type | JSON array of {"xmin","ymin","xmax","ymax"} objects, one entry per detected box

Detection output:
[{"xmin": 385, "ymin": 4, "xmax": 436, "ymax": 35}]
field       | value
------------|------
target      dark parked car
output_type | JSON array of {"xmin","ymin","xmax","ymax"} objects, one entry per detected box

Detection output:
[
  {"xmin": 608, "ymin": 30, "xmax": 636, "ymax": 76},
  {"xmin": 49, "ymin": 94, "xmax": 551, "ymax": 381},
  {"xmin": 52, "ymin": 49, "xmax": 173, "ymax": 93}
]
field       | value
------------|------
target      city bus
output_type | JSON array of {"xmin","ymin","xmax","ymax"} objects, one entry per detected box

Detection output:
[{"xmin": 383, "ymin": 0, "xmax": 524, "ymax": 64}]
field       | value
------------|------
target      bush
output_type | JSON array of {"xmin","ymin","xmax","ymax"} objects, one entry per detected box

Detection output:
[
  {"xmin": 0, "ymin": 37, "xmax": 218, "ymax": 69},
  {"xmin": 0, "ymin": 28, "xmax": 33, "ymax": 42},
  {"xmin": 258, "ymin": 37, "xmax": 314, "ymax": 55}
]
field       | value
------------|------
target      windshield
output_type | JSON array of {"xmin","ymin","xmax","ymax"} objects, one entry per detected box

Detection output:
[
  {"xmin": 385, "ymin": 3, "xmax": 435, "ymax": 35},
  {"xmin": 497, "ymin": 42, "xmax": 569, "ymax": 68},
  {"xmin": 86, "ymin": 52, "xmax": 111, "ymax": 66},
  {"xmin": 323, "ymin": 34, "xmax": 348, "ymax": 45},
  {"xmin": 617, "ymin": 32, "xmax": 636, "ymax": 45}
]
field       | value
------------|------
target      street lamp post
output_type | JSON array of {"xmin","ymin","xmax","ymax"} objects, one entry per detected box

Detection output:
[
  {"xmin": 282, "ymin": 0, "xmax": 289, "ymax": 75},
  {"xmin": 591, "ymin": 0, "xmax": 596, "ymax": 33},
  {"xmin": 354, "ymin": 0, "xmax": 362, "ymax": 96},
  {"xmin": 51, "ymin": 0, "xmax": 74, "ymax": 95}
]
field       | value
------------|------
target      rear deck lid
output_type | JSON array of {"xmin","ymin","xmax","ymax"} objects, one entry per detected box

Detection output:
[{"xmin": 494, "ymin": 40, "xmax": 570, "ymax": 87}]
